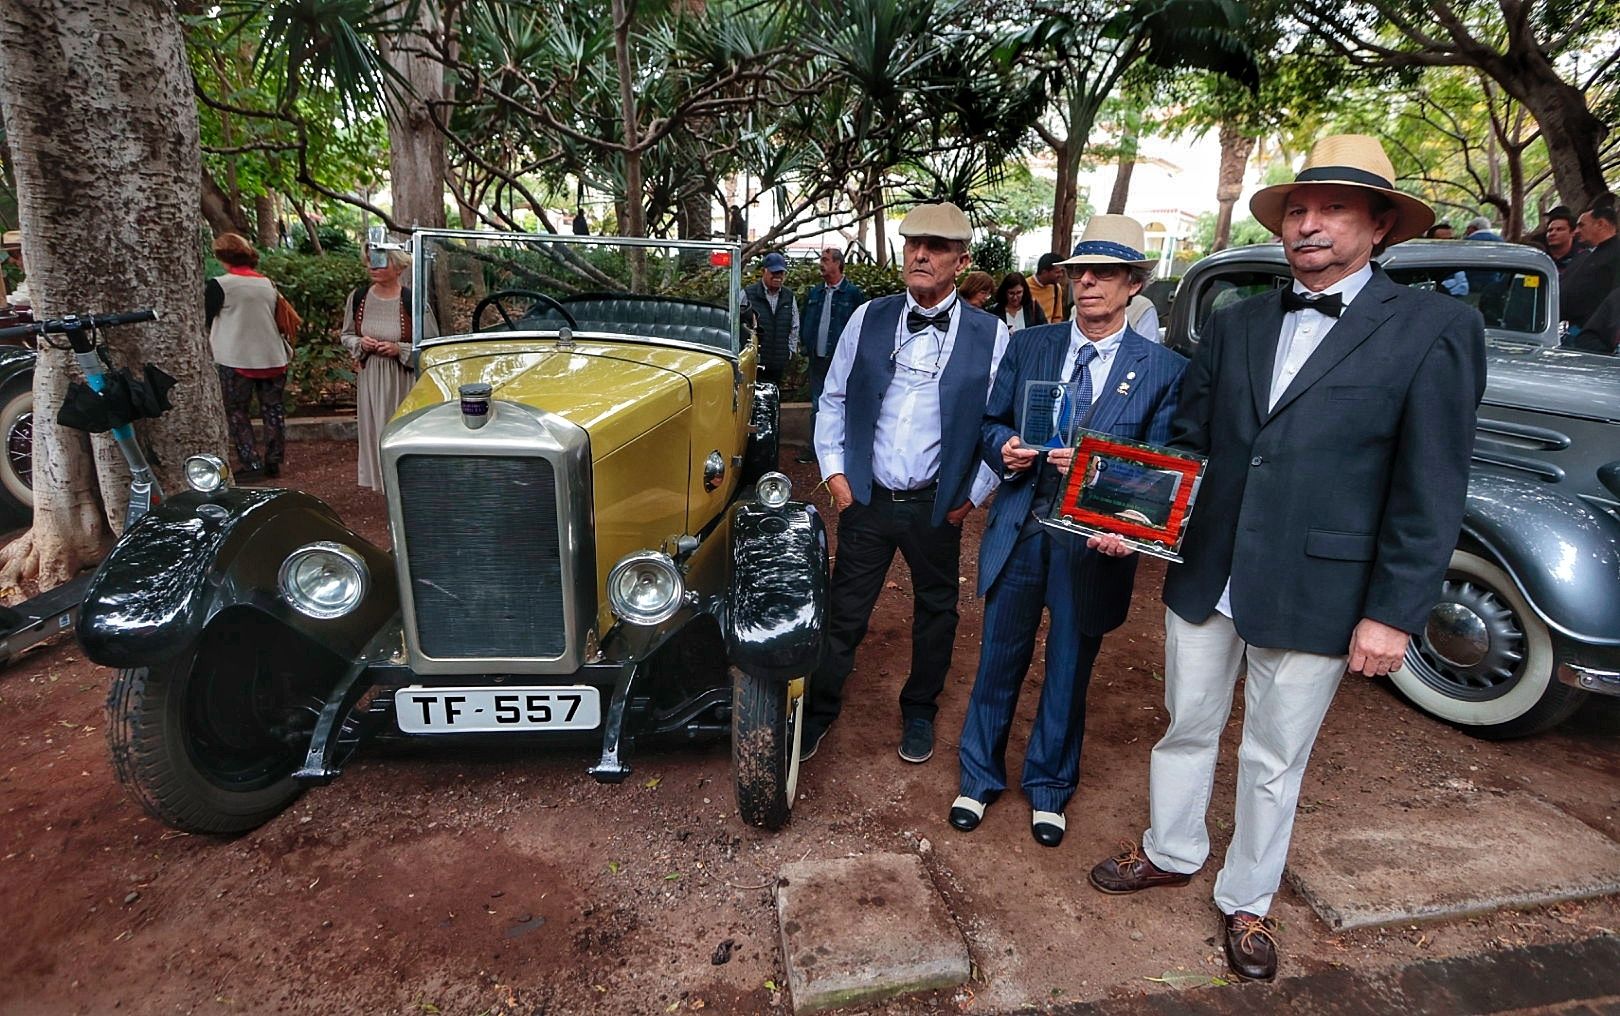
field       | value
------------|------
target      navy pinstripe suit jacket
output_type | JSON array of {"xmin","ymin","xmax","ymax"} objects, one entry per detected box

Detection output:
[{"xmin": 977, "ymin": 323, "xmax": 1187, "ymax": 634}]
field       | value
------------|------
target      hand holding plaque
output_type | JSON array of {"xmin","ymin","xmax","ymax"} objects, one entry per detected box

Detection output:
[{"xmin": 1037, "ymin": 429, "xmax": 1206, "ymax": 561}]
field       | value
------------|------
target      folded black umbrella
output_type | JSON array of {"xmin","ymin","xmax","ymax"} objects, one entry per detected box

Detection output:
[{"xmin": 57, "ymin": 363, "xmax": 177, "ymax": 433}]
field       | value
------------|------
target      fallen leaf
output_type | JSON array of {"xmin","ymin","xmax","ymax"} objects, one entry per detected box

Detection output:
[{"xmin": 643, "ymin": 777, "xmax": 662, "ymax": 789}]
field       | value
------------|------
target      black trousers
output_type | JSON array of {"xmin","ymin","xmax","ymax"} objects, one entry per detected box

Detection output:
[{"xmin": 808, "ymin": 493, "xmax": 963, "ymax": 731}]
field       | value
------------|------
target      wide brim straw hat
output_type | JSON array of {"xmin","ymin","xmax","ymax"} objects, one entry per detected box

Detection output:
[
  {"xmin": 1249, "ymin": 134, "xmax": 1434, "ymax": 245},
  {"xmin": 1058, "ymin": 214, "xmax": 1156, "ymax": 266},
  {"xmin": 897, "ymin": 201, "xmax": 973, "ymax": 241}
]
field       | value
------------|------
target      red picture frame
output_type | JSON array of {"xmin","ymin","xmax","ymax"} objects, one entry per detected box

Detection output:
[{"xmin": 1041, "ymin": 429, "xmax": 1207, "ymax": 562}]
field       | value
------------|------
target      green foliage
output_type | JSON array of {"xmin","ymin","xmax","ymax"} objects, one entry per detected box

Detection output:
[
  {"xmin": 257, "ymin": 249, "xmax": 368, "ymax": 408},
  {"xmin": 970, "ymin": 236, "xmax": 1014, "ymax": 276}
]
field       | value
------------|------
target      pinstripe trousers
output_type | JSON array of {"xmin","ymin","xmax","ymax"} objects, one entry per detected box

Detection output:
[
  {"xmin": 958, "ymin": 527, "xmax": 1104, "ymax": 814},
  {"xmin": 1142, "ymin": 607, "xmax": 1345, "ymax": 917}
]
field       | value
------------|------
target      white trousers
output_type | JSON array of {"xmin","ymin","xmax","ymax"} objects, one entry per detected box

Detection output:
[{"xmin": 1142, "ymin": 607, "xmax": 1345, "ymax": 917}]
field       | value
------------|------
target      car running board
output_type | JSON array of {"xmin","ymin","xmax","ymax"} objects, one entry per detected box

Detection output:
[{"xmin": 0, "ymin": 571, "xmax": 94, "ymax": 670}]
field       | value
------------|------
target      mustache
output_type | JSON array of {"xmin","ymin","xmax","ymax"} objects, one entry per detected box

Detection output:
[{"xmin": 1290, "ymin": 237, "xmax": 1333, "ymax": 251}]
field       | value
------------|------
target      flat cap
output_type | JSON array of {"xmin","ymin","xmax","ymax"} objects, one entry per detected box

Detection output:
[{"xmin": 897, "ymin": 201, "xmax": 972, "ymax": 242}]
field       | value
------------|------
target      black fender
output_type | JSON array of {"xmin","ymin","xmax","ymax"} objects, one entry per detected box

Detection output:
[
  {"xmin": 77, "ymin": 487, "xmax": 398, "ymax": 668},
  {"xmin": 0, "ymin": 345, "xmax": 35, "ymax": 389},
  {"xmin": 1460, "ymin": 471, "xmax": 1620, "ymax": 648},
  {"xmin": 724, "ymin": 499, "xmax": 827, "ymax": 681},
  {"xmin": 740, "ymin": 381, "xmax": 780, "ymax": 484}
]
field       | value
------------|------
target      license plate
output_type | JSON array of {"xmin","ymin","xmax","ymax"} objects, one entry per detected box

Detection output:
[{"xmin": 395, "ymin": 685, "xmax": 601, "ymax": 734}]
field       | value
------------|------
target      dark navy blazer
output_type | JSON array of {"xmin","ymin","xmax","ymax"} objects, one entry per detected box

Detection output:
[
  {"xmin": 978, "ymin": 323, "xmax": 1186, "ymax": 634},
  {"xmin": 1163, "ymin": 269, "xmax": 1486, "ymax": 655}
]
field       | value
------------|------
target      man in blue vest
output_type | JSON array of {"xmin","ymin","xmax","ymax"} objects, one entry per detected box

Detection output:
[
  {"xmin": 797, "ymin": 247, "xmax": 867, "ymax": 463},
  {"xmin": 743, "ymin": 252, "xmax": 799, "ymax": 385},
  {"xmin": 805, "ymin": 202, "xmax": 1011, "ymax": 765},
  {"xmin": 951, "ymin": 215, "xmax": 1186, "ymax": 848}
]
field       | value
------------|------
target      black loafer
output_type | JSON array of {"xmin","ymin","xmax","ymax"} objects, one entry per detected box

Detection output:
[
  {"xmin": 264, "ymin": 462, "xmax": 281, "ymax": 478},
  {"xmin": 898, "ymin": 718, "xmax": 934, "ymax": 764},
  {"xmin": 798, "ymin": 724, "xmax": 827, "ymax": 763},
  {"xmin": 1031, "ymin": 810, "xmax": 1066, "ymax": 848},
  {"xmin": 949, "ymin": 796, "xmax": 986, "ymax": 831}
]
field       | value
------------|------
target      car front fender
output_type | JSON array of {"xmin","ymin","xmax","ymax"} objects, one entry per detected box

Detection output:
[
  {"xmin": 724, "ymin": 500, "xmax": 827, "ymax": 681},
  {"xmin": 77, "ymin": 488, "xmax": 397, "ymax": 668},
  {"xmin": 1461, "ymin": 471, "xmax": 1620, "ymax": 648}
]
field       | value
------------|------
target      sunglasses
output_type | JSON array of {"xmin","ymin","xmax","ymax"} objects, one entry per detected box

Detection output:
[{"xmin": 1063, "ymin": 264, "xmax": 1127, "ymax": 281}]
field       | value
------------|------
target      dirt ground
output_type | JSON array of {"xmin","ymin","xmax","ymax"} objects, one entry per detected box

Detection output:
[{"xmin": 2, "ymin": 439, "xmax": 1618, "ymax": 1016}]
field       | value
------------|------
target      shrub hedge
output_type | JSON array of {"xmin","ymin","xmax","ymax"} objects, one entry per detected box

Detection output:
[{"xmin": 257, "ymin": 250, "xmax": 368, "ymax": 411}]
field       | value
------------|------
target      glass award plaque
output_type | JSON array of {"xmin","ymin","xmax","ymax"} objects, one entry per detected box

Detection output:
[
  {"xmin": 1038, "ymin": 429, "xmax": 1207, "ymax": 562},
  {"xmin": 1020, "ymin": 379, "xmax": 1085, "ymax": 448}
]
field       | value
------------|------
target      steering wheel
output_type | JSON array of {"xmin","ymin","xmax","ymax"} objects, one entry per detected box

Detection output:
[{"xmin": 471, "ymin": 289, "xmax": 578, "ymax": 332}]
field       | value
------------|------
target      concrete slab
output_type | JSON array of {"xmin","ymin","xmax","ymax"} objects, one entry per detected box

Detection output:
[
  {"xmin": 776, "ymin": 851, "xmax": 970, "ymax": 1015},
  {"xmin": 1287, "ymin": 790, "xmax": 1620, "ymax": 931}
]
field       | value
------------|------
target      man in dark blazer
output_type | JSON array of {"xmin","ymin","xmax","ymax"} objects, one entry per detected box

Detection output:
[
  {"xmin": 1087, "ymin": 135, "xmax": 1486, "ymax": 983},
  {"xmin": 797, "ymin": 247, "xmax": 867, "ymax": 462},
  {"xmin": 951, "ymin": 215, "xmax": 1185, "ymax": 848},
  {"xmin": 806, "ymin": 202, "xmax": 1011, "ymax": 765}
]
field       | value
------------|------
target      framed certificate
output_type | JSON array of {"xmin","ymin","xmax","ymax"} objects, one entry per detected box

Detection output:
[{"xmin": 1038, "ymin": 429, "xmax": 1207, "ymax": 562}]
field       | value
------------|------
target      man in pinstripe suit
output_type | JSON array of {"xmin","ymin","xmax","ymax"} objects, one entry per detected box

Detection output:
[{"xmin": 951, "ymin": 216, "xmax": 1186, "ymax": 847}]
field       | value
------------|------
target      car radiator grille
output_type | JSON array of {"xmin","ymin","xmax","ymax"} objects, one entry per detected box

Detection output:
[{"xmin": 396, "ymin": 454, "xmax": 566, "ymax": 658}]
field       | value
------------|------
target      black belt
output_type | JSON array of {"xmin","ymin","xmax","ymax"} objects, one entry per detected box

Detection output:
[{"xmin": 871, "ymin": 481, "xmax": 938, "ymax": 503}]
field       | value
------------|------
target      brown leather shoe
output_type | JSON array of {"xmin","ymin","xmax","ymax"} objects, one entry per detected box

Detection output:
[
  {"xmin": 1222, "ymin": 911, "xmax": 1279, "ymax": 982},
  {"xmin": 1087, "ymin": 842, "xmax": 1195, "ymax": 894}
]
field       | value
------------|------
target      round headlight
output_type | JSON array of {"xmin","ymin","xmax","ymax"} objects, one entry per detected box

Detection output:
[
  {"xmin": 278, "ymin": 542, "xmax": 369, "ymax": 619},
  {"xmin": 184, "ymin": 454, "xmax": 230, "ymax": 493},
  {"xmin": 756, "ymin": 471, "xmax": 791, "ymax": 509},
  {"xmin": 606, "ymin": 551, "xmax": 684, "ymax": 626}
]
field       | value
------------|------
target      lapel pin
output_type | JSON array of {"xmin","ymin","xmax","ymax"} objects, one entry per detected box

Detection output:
[
  {"xmin": 1116, "ymin": 381, "xmax": 1131, "ymax": 395},
  {"xmin": 1126, "ymin": 371, "xmax": 1137, "ymax": 380}
]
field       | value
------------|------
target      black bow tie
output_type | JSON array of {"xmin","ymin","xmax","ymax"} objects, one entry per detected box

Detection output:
[
  {"xmin": 1281, "ymin": 289, "xmax": 1344, "ymax": 317},
  {"xmin": 906, "ymin": 307, "xmax": 950, "ymax": 333}
]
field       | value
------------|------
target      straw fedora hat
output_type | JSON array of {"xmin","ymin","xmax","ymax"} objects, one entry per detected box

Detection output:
[
  {"xmin": 897, "ymin": 201, "xmax": 973, "ymax": 242},
  {"xmin": 1249, "ymin": 134, "xmax": 1434, "ymax": 245},
  {"xmin": 1058, "ymin": 214, "xmax": 1156, "ymax": 266}
]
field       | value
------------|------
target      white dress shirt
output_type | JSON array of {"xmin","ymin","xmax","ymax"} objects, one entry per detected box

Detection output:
[
  {"xmin": 1215, "ymin": 263, "xmax": 1374, "ymax": 617},
  {"xmin": 815, "ymin": 293, "xmax": 1012, "ymax": 506},
  {"xmin": 1062, "ymin": 321, "xmax": 1126, "ymax": 407}
]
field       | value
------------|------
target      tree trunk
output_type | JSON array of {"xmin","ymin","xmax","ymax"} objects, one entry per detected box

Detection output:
[
  {"xmin": 1051, "ymin": 137, "xmax": 1080, "ymax": 255},
  {"xmin": 611, "ymin": 0, "xmax": 646, "ymax": 240},
  {"xmin": 1107, "ymin": 154, "xmax": 1135, "ymax": 215},
  {"xmin": 1473, "ymin": 35, "xmax": 1609, "ymax": 212},
  {"xmin": 0, "ymin": 0, "xmax": 227, "ymax": 589},
  {"xmin": 254, "ymin": 192, "xmax": 278, "ymax": 248},
  {"xmin": 201, "ymin": 170, "xmax": 249, "ymax": 236},
  {"xmin": 380, "ymin": 1, "xmax": 448, "ymax": 230},
  {"xmin": 1212, "ymin": 123, "xmax": 1256, "ymax": 252}
]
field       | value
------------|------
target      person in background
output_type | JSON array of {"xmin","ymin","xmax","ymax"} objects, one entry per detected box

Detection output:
[
  {"xmin": 988, "ymin": 271, "xmax": 1047, "ymax": 334},
  {"xmin": 805, "ymin": 201, "xmax": 1011, "ymax": 766},
  {"xmin": 1463, "ymin": 215, "xmax": 1503, "ymax": 242},
  {"xmin": 1424, "ymin": 223, "xmax": 1454, "ymax": 240},
  {"xmin": 799, "ymin": 248, "xmax": 867, "ymax": 463},
  {"xmin": 341, "ymin": 244, "xmax": 416, "ymax": 493},
  {"xmin": 1561, "ymin": 200, "xmax": 1620, "ymax": 335},
  {"xmin": 743, "ymin": 252, "xmax": 798, "ymax": 386},
  {"xmin": 572, "ymin": 207, "xmax": 589, "ymax": 235},
  {"xmin": 1543, "ymin": 209, "xmax": 1579, "ymax": 274},
  {"xmin": 958, "ymin": 271, "xmax": 996, "ymax": 309},
  {"xmin": 1027, "ymin": 252, "xmax": 1070, "ymax": 324},
  {"xmin": 1126, "ymin": 290, "xmax": 1161, "ymax": 342},
  {"xmin": 206, "ymin": 232, "xmax": 291, "ymax": 480}
]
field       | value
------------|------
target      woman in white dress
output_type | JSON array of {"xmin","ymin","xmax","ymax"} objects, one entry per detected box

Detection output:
[
  {"xmin": 988, "ymin": 271, "xmax": 1048, "ymax": 334},
  {"xmin": 341, "ymin": 246, "xmax": 416, "ymax": 493}
]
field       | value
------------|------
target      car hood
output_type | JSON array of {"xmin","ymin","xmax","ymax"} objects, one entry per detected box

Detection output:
[
  {"xmin": 1485, "ymin": 344, "xmax": 1620, "ymax": 424},
  {"xmin": 400, "ymin": 339, "xmax": 722, "ymax": 459}
]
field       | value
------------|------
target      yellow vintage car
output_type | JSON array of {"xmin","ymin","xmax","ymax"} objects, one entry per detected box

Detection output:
[{"xmin": 80, "ymin": 229, "xmax": 828, "ymax": 834}]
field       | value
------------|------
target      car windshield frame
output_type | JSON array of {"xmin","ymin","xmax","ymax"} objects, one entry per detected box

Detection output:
[{"xmin": 408, "ymin": 228, "xmax": 745, "ymax": 357}]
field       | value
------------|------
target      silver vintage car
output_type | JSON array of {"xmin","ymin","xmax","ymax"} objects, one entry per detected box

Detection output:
[{"xmin": 1167, "ymin": 240, "xmax": 1620, "ymax": 737}]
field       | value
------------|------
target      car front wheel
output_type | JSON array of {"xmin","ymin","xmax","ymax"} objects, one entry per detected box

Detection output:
[
  {"xmin": 1392, "ymin": 549, "xmax": 1586, "ymax": 739},
  {"xmin": 731, "ymin": 668, "xmax": 803, "ymax": 829},
  {"xmin": 106, "ymin": 628, "xmax": 323, "ymax": 833}
]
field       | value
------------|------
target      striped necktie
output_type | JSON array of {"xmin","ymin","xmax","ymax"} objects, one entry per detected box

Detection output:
[{"xmin": 1053, "ymin": 342, "xmax": 1099, "ymax": 446}]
